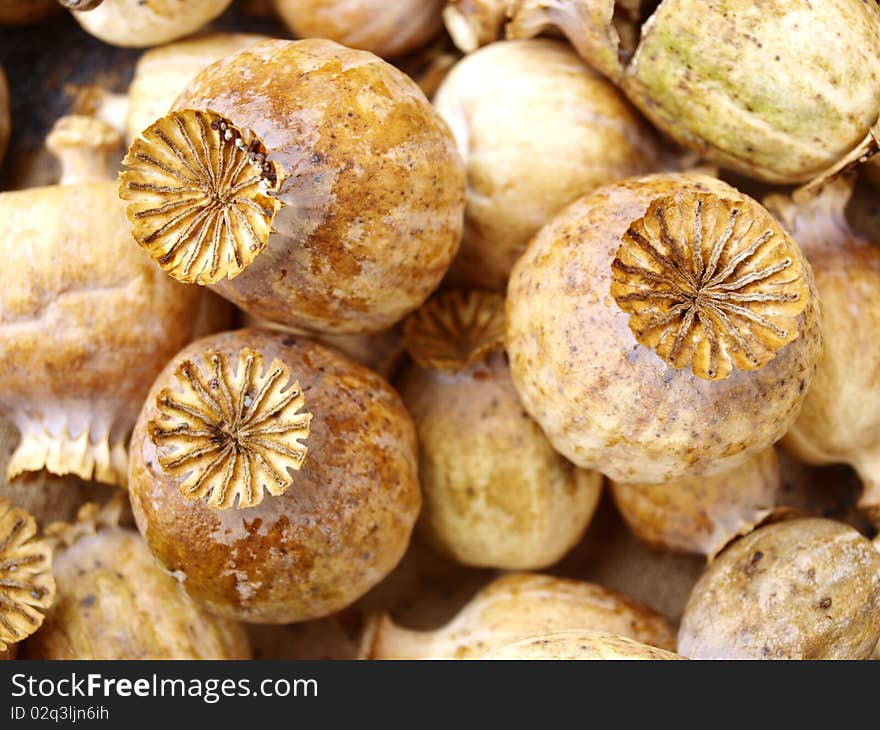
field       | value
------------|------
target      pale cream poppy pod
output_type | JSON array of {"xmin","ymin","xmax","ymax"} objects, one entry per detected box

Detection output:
[
  {"xmin": 69, "ymin": 0, "xmax": 233, "ymax": 48},
  {"xmin": 611, "ymin": 447, "xmax": 782, "ymax": 558},
  {"xmin": 273, "ymin": 0, "xmax": 444, "ymax": 58},
  {"xmin": 124, "ymin": 33, "xmax": 272, "ymax": 146},
  {"xmin": 482, "ymin": 630, "xmax": 684, "ymax": 660},
  {"xmin": 398, "ymin": 290, "xmax": 602, "ymax": 570},
  {"xmin": 506, "ymin": 0, "xmax": 880, "ymax": 184},
  {"xmin": 435, "ymin": 39, "xmax": 661, "ymax": 290},
  {"xmin": 25, "ymin": 498, "xmax": 250, "ymax": 659},
  {"xmin": 0, "ymin": 116, "xmax": 204, "ymax": 487},
  {"xmin": 766, "ymin": 179, "xmax": 880, "ymax": 525},
  {"xmin": 363, "ymin": 573, "xmax": 676, "ymax": 659},
  {"xmin": 506, "ymin": 172, "xmax": 822, "ymax": 484}
]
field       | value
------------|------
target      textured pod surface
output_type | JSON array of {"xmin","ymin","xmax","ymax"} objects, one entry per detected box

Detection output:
[
  {"xmin": 482, "ymin": 630, "xmax": 684, "ymax": 660},
  {"xmin": 274, "ymin": 0, "xmax": 444, "ymax": 58},
  {"xmin": 507, "ymin": 0, "xmax": 880, "ymax": 183},
  {"xmin": 0, "ymin": 179, "xmax": 202, "ymax": 486},
  {"xmin": 0, "ymin": 499, "xmax": 55, "ymax": 651},
  {"xmin": 121, "ymin": 38, "xmax": 465, "ymax": 334},
  {"xmin": 125, "ymin": 33, "xmax": 270, "ymax": 144},
  {"xmin": 435, "ymin": 39, "xmax": 660, "ymax": 290},
  {"xmin": 129, "ymin": 329, "xmax": 420, "ymax": 623},
  {"xmin": 26, "ymin": 524, "xmax": 249, "ymax": 659},
  {"xmin": 365, "ymin": 572, "xmax": 676, "ymax": 659},
  {"xmin": 399, "ymin": 346, "xmax": 601, "ymax": 570},
  {"xmin": 506, "ymin": 173, "xmax": 821, "ymax": 483},
  {"xmin": 769, "ymin": 182, "xmax": 880, "ymax": 524},
  {"xmin": 71, "ymin": 0, "xmax": 233, "ymax": 48},
  {"xmin": 678, "ymin": 519, "xmax": 880, "ymax": 659},
  {"xmin": 611, "ymin": 447, "xmax": 781, "ymax": 558}
]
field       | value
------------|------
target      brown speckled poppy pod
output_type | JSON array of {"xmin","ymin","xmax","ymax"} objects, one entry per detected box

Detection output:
[
  {"xmin": 119, "ymin": 39, "xmax": 465, "ymax": 335},
  {"xmin": 128, "ymin": 329, "xmax": 421, "ymax": 623}
]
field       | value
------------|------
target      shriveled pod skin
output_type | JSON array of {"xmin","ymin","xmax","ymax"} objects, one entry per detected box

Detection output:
[
  {"xmin": 119, "ymin": 39, "xmax": 465, "ymax": 335},
  {"xmin": 398, "ymin": 291, "xmax": 602, "ymax": 569},
  {"xmin": 610, "ymin": 447, "xmax": 782, "ymax": 559},
  {"xmin": 435, "ymin": 39, "xmax": 661, "ymax": 291},
  {"xmin": 25, "ymin": 501, "xmax": 250, "ymax": 659},
  {"xmin": 0, "ymin": 116, "xmax": 203, "ymax": 487},
  {"xmin": 70, "ymin": 0, "xmax": 233, "ymax": 48},
  {"xmin": 273, "ymin": 0, "xmax": 444, "ymax": 59},
  {"xmin": 482, "ymin": 630, "xmax": 685, "ymax": 660},
  {"xmin": 765, "ymin": 180, "xmax": 880, "ymax": 525},
  {"xmin": 125, "ymin": 33, "xmax": 271, "ymax": 146},
  {"xmin": 129, "ymin": 329, "xmax": 420, "ymax": 623},
  {"xmin": 443, "ymin": 0, "xmax": 509, "ymax": 53},
  {"xmin": 506, "ymin": 172, "xmax": 822, "ymax": 484},
  {"xmin": 506, "ymin": 0, "xmax": 880, "ymax": 184},
  {"xmin": 363, "ymin": 573, "xmax": 676, "ymax": 659},
  {"xmin": 678, "ymin": 519, "xmax": 880, "ymax": 659},
  {"xmin": 0, "ymin": 0, "xmax": 59, "ymax": 25},
  {"xmin": 0, "ymin": 66, "xmax": 8, "ymax": 167}
]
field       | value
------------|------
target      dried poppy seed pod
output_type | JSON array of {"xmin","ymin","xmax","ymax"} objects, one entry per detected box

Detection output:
[
  {"xmin": 443, "ymin": 0, "xmax": 508, "ymax": 53},
  {"xmin": 435, "ymin": 39, "xmax": 661, "ymax": 290},
  {"xmin": 765, "ymin": 179, "xmax": 880, "ymax": 525},
  {"xmin": 363, "ymin": 573, "xmax": 675, "ymax": 659},
  {"xmin": 119, "ymin": 39, "xmax": 465, "ymax": 335},
  {"xmin": 273, "ymin": 0, "xmax": 443, "ymax": 58},
  {"xmin": 506, "ymin": 0, "xmax": 880, "ymax": 184},
  {"xmin": 0, "ymin": 66, "xmax": 8, "ymax": 167},
  {"xmin": 129, "ymin": 329, "xmax": 421, "ymax": 623},
  {"xmin": 25, "ymin": 499, "xmax": 250, "ymax": 659},
  {"xmin": 68, "ymin": 0, "xmax": 233, "ymax": 48},
  {"xmin": 678, "ymin": 518, "xmax": 880, "ymax": 659},
  {"xmin": 398, "ymin": 291, "xmax": 602, "ymax": 569},
  {"xmin": 0, "ymin": 0, "xmax": 59, "ymax": 25},
  {"xmin": 0, "ymin": 498, "xmax": 55, "ymax": 653},
  {"xmin": 506, "ymin": 173, "xmax": 822, "ymax": 484},
  {"xmin": 482, "ymin": 630, "xmax": 685, "ymax": 660},
  {"xmin": 611, "ymin": 448, "xmax": 782, "ymax": 559},
  {"xmin": 124, "ymin": 33, "xmax": 271, "ymax": 146},
  {"xmin": 0, "ymin": 116, "xmax": 204, "ymax": 487}
]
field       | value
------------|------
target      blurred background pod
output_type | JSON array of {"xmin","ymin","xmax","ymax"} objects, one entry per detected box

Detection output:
[
  {"xmin": 398, "ymin": 290, "xmax": 602, "ymax": 570},
  {"xmin": 273, "ymin": 0, "xmax": 444, "ymax": 59}
]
